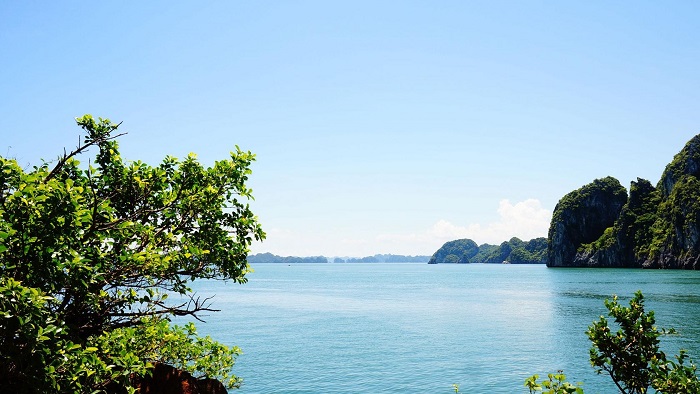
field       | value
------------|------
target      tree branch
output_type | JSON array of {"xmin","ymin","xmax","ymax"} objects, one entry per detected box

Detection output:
[{"xmin": 45, "ymin": 130, "xmax": 126, "ymax": 182}]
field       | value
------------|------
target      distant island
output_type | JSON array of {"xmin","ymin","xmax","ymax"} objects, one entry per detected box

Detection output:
[
  {"xmin": 247, "ymin": 253, "xmax": 431, "ymax": 264},
  {"xmin": 431, "ymin": 134, "xmax": 700, "ymax": 269},
  {"xmin": 548, "ymin": 133, "xmax": 700, "ymax": 269},
  {"xmin": 253, "ymin": 134, "xmax": 700, "ymax": 269},
  {"xmin": 428, "ymin": 237, "xmax": 547, "ymax": 264}
]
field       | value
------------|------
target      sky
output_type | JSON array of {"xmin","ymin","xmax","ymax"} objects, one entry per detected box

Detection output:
[{"xmin": 2, "ymin": 1, "xmax": 700, "ymax": 257}]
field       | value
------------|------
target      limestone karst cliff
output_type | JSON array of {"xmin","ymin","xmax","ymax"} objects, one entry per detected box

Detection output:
[
  {"xmin": 547, "ymin": 134, "xmax": 700, "ymax": 269},
  {"xmin": 546, "ymin": 177, "xmax": 628, "ymax": 267}
]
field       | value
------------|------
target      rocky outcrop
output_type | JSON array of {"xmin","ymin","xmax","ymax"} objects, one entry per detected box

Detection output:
[
  {"xmin": 642, "ymin": 135, "xmax": 700, "ymax": 269},
  {"xmin": 569, "ymin": 178, "xmax": 661, "ymax": 268},
  {"xmin": 546, "ymin": 177, "xmax": 627, "ymax": 267},
  {"xmin": 429, "ymin": 237, "xmax": 547, "ymax": 264},
  {"xmin": 643, "ymin": 176, "xmax": 700, "ymax": 269},
  {"xmin": 547, "ymin": 134, "xmax": 700, "ymax": 269},
  {"xmin": 429, "ymin": 239, "xmax": 479, "ymax": 263},
  {"xmin": 658, "ymin": 135, "xmax": 700, "ymax": 198},
  {"xmin": 108, "ymin": 363, "xmax": 228, "ymax": 394},
  {"xmin": 136, "ymin": 363, "xmax": 228, "ymax": 394}
]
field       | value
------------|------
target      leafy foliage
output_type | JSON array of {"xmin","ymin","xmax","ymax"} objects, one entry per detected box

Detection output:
[
  {"xmin": 525, "ymin": 372, "xmax": 583, "ymax": 394},
  {"xmin": 587, "ymin": 291, "xmax": 666, "ymax": 393},
  {"xmin": 0, "ymin": 277, "xmax": 111, "ymax": 393},
  {"xmin": 529, "ymin": 291, "xmax": 700, "ymax": 394},
  {"xmin": 94, "ymin": 318, "xmax": 242, "ymax": 389},
  {"xmin": 651, "ymin": 350, "xmax": 700, "ymax": 393},
  {"xmin": 0, "ymin": 115, "xmax": 264, "ymax": 392},
  {"xmin": 587, "ymin": 291, "xmax": 700, "ymax": 393}
]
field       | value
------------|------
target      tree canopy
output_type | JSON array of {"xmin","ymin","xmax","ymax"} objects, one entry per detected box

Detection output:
[{"xmin": 0, "ymin": 115, "xmax": 264, "ymax": 393}]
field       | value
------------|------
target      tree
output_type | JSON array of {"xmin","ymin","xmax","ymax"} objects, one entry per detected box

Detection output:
[
  {"xmin": 527, "ymin": 291, "xmax": 700, "ymax": 394},
  {"xmin": 525, "ymin": 371, "xmax": 583, "ymax": 394},
  {"xmin": 587, "ymin": 291, "xmax": 664, "ymax": 393},
  {"xmin": 587, "ymin": 291, "xmax": 700, "ymax": 393},
  {"xmin": 0, "ymin": 115, "xmax": 265, "ymax": 393}
]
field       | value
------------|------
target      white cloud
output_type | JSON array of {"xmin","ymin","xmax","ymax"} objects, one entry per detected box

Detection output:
[
  {"xmin": 252, "ymin": 199, "xmax": 552, "ymax": 257},
  {"xmin": 458, "ymin": 198, "xmax": 552, "ymax": 244},
  {"xmin": 377, "ymin": 199, "xmax": 552, "ymax": 253},
  {"xmin": 250, "ymin": 227, "xmax": 377, "ymax": 257}
]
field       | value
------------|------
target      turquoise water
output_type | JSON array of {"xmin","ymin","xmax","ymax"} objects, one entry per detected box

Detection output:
[{"xmin": 184, "ymin": 264, "xmax": 700, "ymax": 393}]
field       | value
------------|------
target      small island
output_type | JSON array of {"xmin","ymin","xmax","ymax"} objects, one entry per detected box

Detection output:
[
  {"xmin": 430, "ymin": 134, "xmax": 700, "ymax": 269},
  {"xmin": 428, "ymin": 237, "xmax": 547, "ymax": 264}
]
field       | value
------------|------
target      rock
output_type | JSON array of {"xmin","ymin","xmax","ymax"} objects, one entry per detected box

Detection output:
[
  {"xmin": 429, "ymin": 237, "xmax": 547, "ymax": 264},
  {"xmin": 658, "ymin": 134, "xmax": 700, "ymax": 198},
  {"xmin": 197, "ymin": 378, "xmax": 229, "ymax": 394},
  {"xmin": 571, "ymin": 178, "xmax": 661, "ymax": 267},
  {"xmin": 429, "ymin": 239, "xmax": 479, "ymax": 264},
  {"xmin": 547, "ymin": 177, "xmax": 627, "ymax": 267},
  {"xmin": 644, "ymin": 176, "xmax": 700, "ymax": 269},
  {"xmin": 128, "ymin": 363, "xmax": 228, "ymax": 394},
  {"xmin": 547, "ymin": 134, "xmax": 700, "ymax": 269}
]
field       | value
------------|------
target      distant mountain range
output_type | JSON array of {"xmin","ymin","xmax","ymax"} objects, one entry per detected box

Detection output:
[
  {"xmin": 247, "ymin": 253, "xmax": 431, "ymax": 264},
  {"xmin": 253, "ymin": 134, "xmax": 700, "ymax": 270}
]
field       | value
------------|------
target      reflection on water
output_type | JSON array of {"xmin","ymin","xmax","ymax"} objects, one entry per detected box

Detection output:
[
  {"xmin": 558, "ymin": 291, "xmax": 610, "ymax": 300},
  {"xmin": 182, "ymin": 264, "xmax": 700, "ymax": 394}
]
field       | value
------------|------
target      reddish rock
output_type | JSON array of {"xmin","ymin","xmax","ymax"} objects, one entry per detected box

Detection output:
[
  {"xmin": 197, "ymin": 378, "xmax": 228, "ymax": 394},
  {"xmin": 132, "ymin": 363, "xmax": 227, "ymax": 394}
]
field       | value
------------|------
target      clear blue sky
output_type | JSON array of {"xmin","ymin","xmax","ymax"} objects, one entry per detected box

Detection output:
[{"xmin": 2, "ymin": 1, "xmax": 699, "ymax": 257}]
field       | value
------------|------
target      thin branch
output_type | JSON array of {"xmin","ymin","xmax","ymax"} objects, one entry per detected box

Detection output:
[{"xmin": 45, "ymin": 130, "xmax": 126, "ymax": 182}]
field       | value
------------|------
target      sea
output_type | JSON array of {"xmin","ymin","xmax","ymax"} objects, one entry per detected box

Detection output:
[{"xmin": 181, "ymin": 263, "xmax": 700, "ymax": 393}]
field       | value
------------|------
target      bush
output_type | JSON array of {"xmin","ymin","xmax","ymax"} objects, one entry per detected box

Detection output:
[
  {"xmin": 0, "ymin": 115, "xmax": 264, "ymax": 392},
  {"xmin": 527, "ymin": 291, "xmax": 700, "ymax": 394}
]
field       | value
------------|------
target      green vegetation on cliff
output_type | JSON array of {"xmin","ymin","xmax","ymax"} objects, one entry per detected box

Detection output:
[
  {"xmin": 429, "ymin": 237, "xmax": 546, "ymax": 264},
  {"xmin": 547, "ymin": 177, "xmax": 628, "ymax": 267},
  {"xmin": 548, "ymin": 134, "xmax": 700, "ymax": 269},
  {"xmin": 658, "ymin": 134, "xmax": 700, "ymax": 197},
  {"xmin": 429, "ymin": 239, "xmax": 479, "ymax": 264}
]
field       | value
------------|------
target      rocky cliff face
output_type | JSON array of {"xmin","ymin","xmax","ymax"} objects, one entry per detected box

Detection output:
[
  {"xmin": 644, "ymin": 135, "xmax": 700, "ymax": 268},
  {"xmin": 644, "ymin": 176, "xmax": 700, "ymax": 269},
  {"xmin": 658, "ymin": 135, "xmax": 700, "ymax": 198},
  {"xmin": 568, "ymin": 178, "xmax": 661, "ymax": 268},
  {"xmin": 107, "ymin": 363, "xmax": 228, "ymax": 394},
  {"xmin": 546, "ymin": 177, "xmax": 628, "ymax": 267},
  {"xmin": 547, "ymin": 134, "xmax": 700, "ymax": 269}
]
